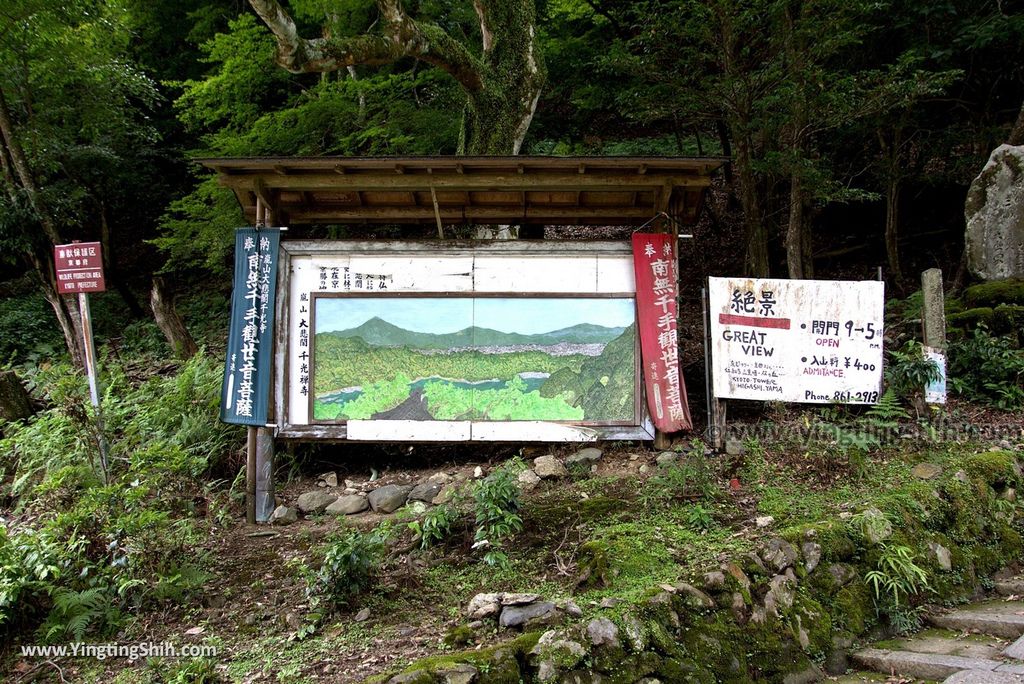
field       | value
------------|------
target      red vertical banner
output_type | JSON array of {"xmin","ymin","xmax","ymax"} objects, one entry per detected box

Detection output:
[{"xmin": 632, "ymin": 233, "xmax": 692, "ymax": 432}]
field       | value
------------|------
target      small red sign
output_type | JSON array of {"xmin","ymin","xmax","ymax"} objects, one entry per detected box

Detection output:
[
  {"xmin": 632, "ymin": 233, "xmax": 692, "ymax": 433},
  {"xmin": 54, "ymin": 242, "xmax": 106, "ymax": 294}
]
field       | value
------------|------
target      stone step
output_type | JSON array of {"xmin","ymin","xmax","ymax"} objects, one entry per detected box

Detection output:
[
  {"xmin": 873, "ymin": 628, "xmax": 1009, "ymax": 661},
  {"xmin": 929, "ymin": 601, "xmax": 1024, "ymax": 639},
  {"xmin": 943, "ymin": 671, "xmax": 1024, "ymax": 683},
  {"xmin": 851, "ymin": 648, "xmax": 1017, "ymax": 681},
  {"xmin": 996, "ymin": 580, "xmax": 1024, "ymax": 597},
  {"xmin": 829, "ymin": 671, "xmax": 936, "ymax": 683}
]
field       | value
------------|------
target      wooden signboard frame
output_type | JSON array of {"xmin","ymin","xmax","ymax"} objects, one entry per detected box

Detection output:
[{"xmin": 273, "ymin": 240, "xmax": 656, "ymax": 443}]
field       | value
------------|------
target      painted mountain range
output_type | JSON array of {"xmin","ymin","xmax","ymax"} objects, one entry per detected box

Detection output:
[{"xmin": 319, "ymin": 316, "xmax": 627, "ymax": 349}]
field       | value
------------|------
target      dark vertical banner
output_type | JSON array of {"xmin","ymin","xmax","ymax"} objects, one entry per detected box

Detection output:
[
  {"xmin": 221, "ymin": 228, "xmax": 281, "ymax": 425},
  {"xmin": 632, "ymin": 233, "xmax": 693, "ymax": 432}
]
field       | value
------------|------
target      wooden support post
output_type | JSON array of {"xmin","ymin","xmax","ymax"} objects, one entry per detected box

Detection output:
[
  {"xmin": 255, "ymin": 428, "xmax": 275, "ymax": 521},
  {"xmin": 921, "ymin": 268, "xmax": 946, "ymax": 350},
  {"xmin": 246, "ymin": 427, "xmax": 257, "ymax": 525}
]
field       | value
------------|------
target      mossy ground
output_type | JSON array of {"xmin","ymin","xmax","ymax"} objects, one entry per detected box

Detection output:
[{"xmin": 10, "ymin": 408, "xmax": 1023, "ymax": 683}]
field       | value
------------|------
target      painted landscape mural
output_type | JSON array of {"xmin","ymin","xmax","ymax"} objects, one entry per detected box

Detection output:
[{"xmin": 312, "ymin": 297, "xmax": 637, "ymax": 422}]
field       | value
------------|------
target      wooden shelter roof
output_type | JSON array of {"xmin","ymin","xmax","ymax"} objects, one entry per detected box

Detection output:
[{"xmin": 198, "ymin": 156, "xmax": 726, "ymax": 227}]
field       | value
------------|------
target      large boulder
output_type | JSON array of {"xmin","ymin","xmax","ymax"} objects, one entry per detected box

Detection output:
[
  {"xmin": 368, "ymin": 485, "xmax": 412, "ymax": 513},
  {"xmin": 295, "ymin": 490, "xmax": 337, "ymax": 514},
  {"xmin": 966, "ymin": 144, "xmax": 1024, "ymax": 281}
]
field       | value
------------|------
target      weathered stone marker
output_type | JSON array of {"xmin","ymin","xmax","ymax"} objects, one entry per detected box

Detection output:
[
  {"xmin": 965, "ymin": 144, "xmax": 1024, "ymax": 281},
  {"xmin": 922, "ymin": 268, "xmax": 946, "ymax": 350}
]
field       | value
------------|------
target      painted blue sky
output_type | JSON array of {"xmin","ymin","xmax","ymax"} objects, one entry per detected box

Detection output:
[{"xmin": 315, "ymin": 297, "xmax": 635, "ymax": 335}]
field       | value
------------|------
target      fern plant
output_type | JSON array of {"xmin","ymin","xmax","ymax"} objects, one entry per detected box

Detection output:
[{"xmin": 40, "ymin": 586, "xmax": 120, "ymax": 642}]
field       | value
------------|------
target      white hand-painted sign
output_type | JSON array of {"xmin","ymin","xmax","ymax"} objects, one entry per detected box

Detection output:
[{"xmin": 709, "ymin": 277, "xmax": 885, "ymax": 404}]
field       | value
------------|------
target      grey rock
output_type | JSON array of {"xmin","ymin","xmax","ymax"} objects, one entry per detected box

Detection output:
[
  {"xmin": 473, "ymin": 466, "xmax": 485, "ymax": 478},
  {"xmin": 858, "ymin": 507, "xmax": 893, "ymax": 545},
  {"xmin": 703, "ymin": 570, "xmax": 727, "ymax": 591},
  {"xmin": 408, "ymin": 481, "xmax": 442, "ymax": 503},
  {"xmin": 296, "ymin": 489, "xmax": 338, "ymax": 514},
  {"xmin": 501, "ymin": 593, "xmax": 542, "ymax": 605},
  {"xmin": 467, "ymin": 593, "xmax": 502, "ymax": 619},
  {"xmin": 824, "ymin": 649, "xmax": 849, "ymax": 676},
  {"xmin": 761, "ymin": 538, "xmax": 799, "ymax": 572},
  {"xmin": 755, "ymin": 515, "xmax": 775, "ymax": 528},
  {"xmin": 434, "ymin": 663, "xmax": 477, "ymax": 684},
  {"xmin": 326, "ymin": 495, "xmax": 369, "ymax": 516},
  {"xmin": 367, "ymin": 484, "xmax": 412, "ymax": 513},
  {"xmin": 436, "ymin": 664, "xmax": 477, "ymax": 684},
  {"xmin": 965, "ymin": 144, "xmax": 1024, "ymax": 280},
  {"xmin": 518, "ymin": 469, "xmax": 542, "ymax": 491},
  {"xmin": 656, "ymin": 452, "xmax": 678, "ymax": 468},
  {"xmin": 730, "ymin": 592, "xmax": 748, "ymax": 623},
  {"xmin": 428, "ymin": 471, "xmax": 452, "ymax": 484},
  {"xmin": 623, "ymin": 615, "xmax": 647, "ymax": 652},
  {"xmin": 534, "ymin": 455, "xmax": 568, "ymax": 479},
  {"xmin": 1003, "ymin": 633, "xmax": 1024, "ymax": 660},
  {"xmin": 802, "ymin": 542, "xmax": 822, "ymax": 573},
  {"xmin": 530, "ymin": 631, "xmax": 586, "ymax": 683},
  {"xmin": 270, "ymin": 505, "xmax": 298, "ymax": 525},
  {"xmin": 284, "ymin": 611, "xmax": 302, "ymax": 629},
  {"xmin": 564, "ymin": 600, "xmax": 583, "ymax": 618},
  {"xmin": 586, "ymin": 617, "xmax": 620, "ymax": 647},
  {"xmin": 499, "ymin": 602, "xmax": 558, "ymax": 629},
  {"xmin": 673, "ymin": 582, "xmax": 715, "ymax": 609},
  {"xmin": 318, "ymin": 471, "xmax": 338, "ymax": 487},
  {"xmin": 827, "ymin": 563, "xmax": 857, "ymax": 587},
  {"xmin": 929, "ymin": 541, "xmax": 953, "ymax": 571},
  {"xmin": 765, "ymin": 574, "xmax": 796, "ymax": 613},
  {"xmin": 566, "ymin": 447, "xmax": 603, "ymax": 465},
  {"xmin": 946, "ymin": 671, "xmax": 1024, "ymax": 684},
  {"xmin": 354, "ymin": 608, "xmax": 371, "ymax": 622},
  {"xmin": 599, "ymin": 597, "xmax": 622, "ymax": 609},
  {"xmin": 912, "ymin": 462, "xmax": 944, "ymax": 480},
  {"xmin": 433, "ymin": 485, "xmax": 458, "ymax": 505},
  {"xmin": 723, "ymin": 562, "xmax": 752, "ymax": 591},
  {"xmin": 638, "ymin": 464, "xmax": 651, "ymax": 474},
  {"xmin": 782, "ymin": 664, "xmax": 823, "ymax": 684}
]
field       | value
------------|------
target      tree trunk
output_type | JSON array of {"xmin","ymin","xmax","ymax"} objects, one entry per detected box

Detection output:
[
  {"xmin": 150, "ymin": 276, "xmax": 198, "ymax": 360},
  {"xmin": 0, "ymin": 369, "xmax": 33, "ymax": 424},
  {"xmin": 99, "ymin": 204, "xmax": 146, "ymax": 319},
  {"xmin": 885, "ymin": 175, "xmax": 903, "ymax": 288},
  {"xmin": 733, "ymin": 133, "xmax": 769, "ymax": 277},
  {"xmin": 0, "ymin": 85, "xmax": 86, "ymax": 367},
  {"xmin": 786, "ymin": 172, "xmax": 805, "ymax": 279}
]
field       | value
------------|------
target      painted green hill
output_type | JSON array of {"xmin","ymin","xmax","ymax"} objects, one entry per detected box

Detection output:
[{"xmin": 319, "ymin": 317, "xmax": 626, "ymax": 349}]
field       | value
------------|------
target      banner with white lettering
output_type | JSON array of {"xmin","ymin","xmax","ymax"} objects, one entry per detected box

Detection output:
[
  {"xmin": 708, "ymin": 277, "xmax": 884, "ymax": 404},
  {"xmin": 632, "ymin": 233, "xmax": 692, "ymax": 432},
  {"xmin": 221, "ymin": 228, "xmax": 280, "ymax": 425}
]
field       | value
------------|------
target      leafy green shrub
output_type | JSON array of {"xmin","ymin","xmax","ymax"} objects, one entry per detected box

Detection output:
[
  {"xmin": 409, "ymin": 503, "xmax": 460, "ymax": 550},
  {"xmin": 0, "ymin": 293, "xmax": 64, "ymax": 364},
  {"xmin": 473, "ymin": 459, "xmax": 524, "ymax": 567},
  {"xmin": 308, "ymin": 527, "xmax": 389, "ymax": 608},
  {"xmin": 949, "ymin": 328, "xmax": 1024, "ymax": 409},
  {"xmin": 40, "ymin": 586, "xmax": 121, "ymax": 642},
  {"xmin": 885, "ymin": 340, "xmax": 941, "ymax": 401}
]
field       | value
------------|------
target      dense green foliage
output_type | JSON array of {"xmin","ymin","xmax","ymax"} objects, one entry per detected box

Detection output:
[{"xmin": 0, "ymin": 356, "xmax": 240, "ymax": 640}]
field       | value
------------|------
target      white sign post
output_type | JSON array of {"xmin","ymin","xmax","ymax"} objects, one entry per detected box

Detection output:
[{"xmin": 708, "ymin": 277, "xmax": 885, "ymax": 404}]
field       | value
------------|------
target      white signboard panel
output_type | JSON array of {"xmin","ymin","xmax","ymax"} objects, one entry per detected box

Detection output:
[
  {"xmin": 277, "ymin": 241, "xmax": 655, "ymax": 442},
  {"xmin": 709, "ymin": 277, "xmax": 885, "ymax": 404}
]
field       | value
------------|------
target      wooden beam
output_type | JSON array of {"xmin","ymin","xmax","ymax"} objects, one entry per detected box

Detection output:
[
  {"xmin": 273, "ymin": 165, "xmax": 288, "ymax": 175},
  {"xmin": 252, "ymin": 178, "xmax": 277, "ymax": 217},
  {"xmin": 286, "ymin": 205, "xmax": 655, "ymax": 221},
  {"xmin": 221, "ymin": 173, "xmax": 711, "ymax": 192}
]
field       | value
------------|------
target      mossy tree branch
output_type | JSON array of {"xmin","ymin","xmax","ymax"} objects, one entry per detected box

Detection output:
[{"xmin": 247, "ymin": 0, "xmax": 545, "ymax": 154}]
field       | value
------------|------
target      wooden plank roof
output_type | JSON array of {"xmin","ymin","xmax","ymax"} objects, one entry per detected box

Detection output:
[{"xmin": 197, "ymin": 156, "xmax": 727, "ymax": 226}]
